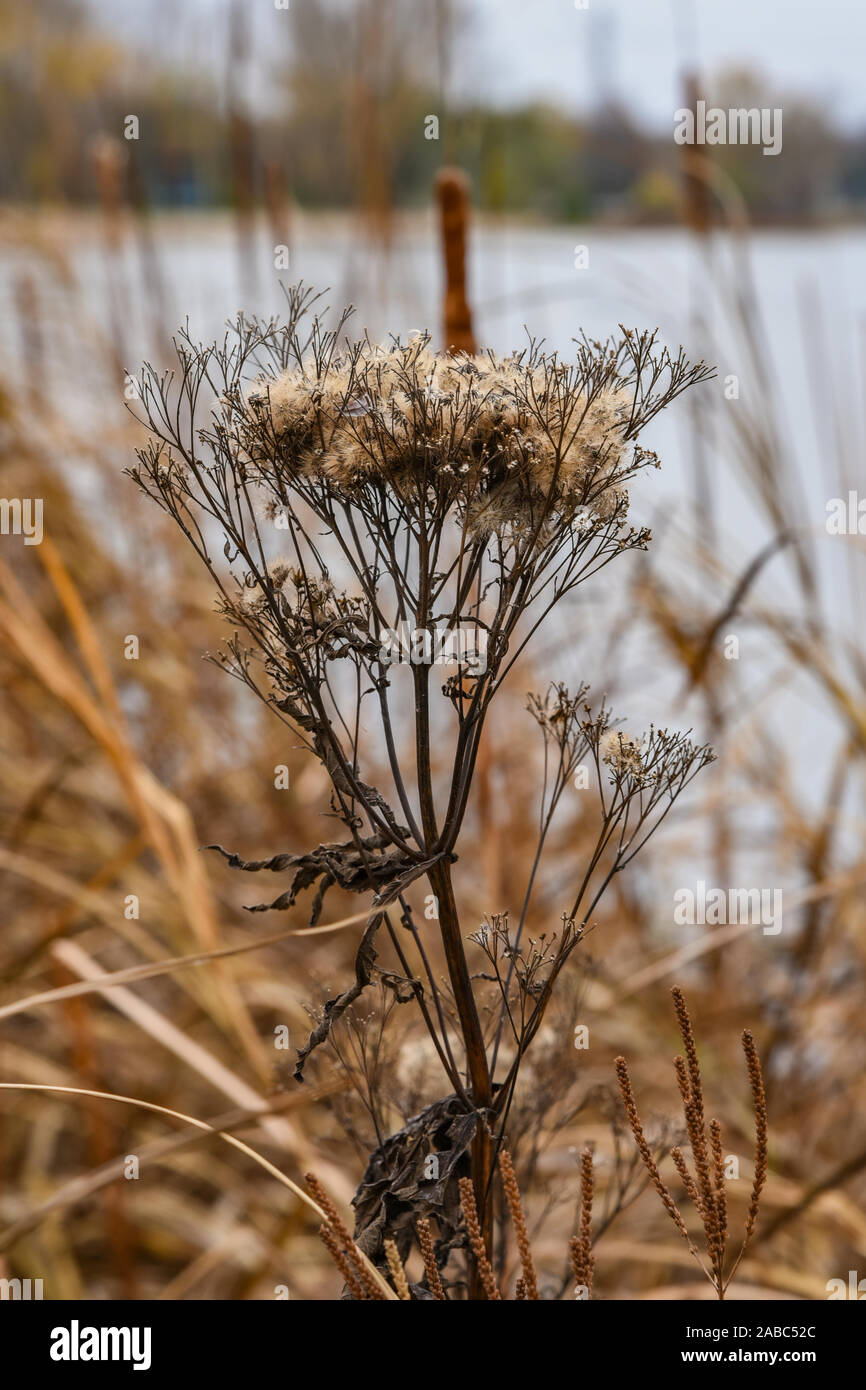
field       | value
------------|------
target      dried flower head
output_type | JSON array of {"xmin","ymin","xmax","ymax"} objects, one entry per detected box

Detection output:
[
  {"xmin": 241, "ymin": 337, "xmax": 645, "ymax": 542},
  {"xmin": 600, "ymin": 728, "xmax": 644, "ymax": 776},
  {"xmin": 128, "ymin": 288, "xmax": 715, "ymax": 1298}
]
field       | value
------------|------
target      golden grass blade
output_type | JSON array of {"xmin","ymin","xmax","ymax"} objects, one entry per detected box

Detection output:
[
  {"xmin": 44, "ymin": 938, "xmax": 356, "ymax": 1202},
  {"xmin": 0, "ymin": 887, "xmax": 367, "ymax": 1023},
  {"xmin": 0, "ymin": 1084, "xmax": 347, "ymax": 1256},
  {"xmin": 48, "ymin": 939, "xmax": 301, "ymax": 1145},
  {"xmin": 0, "ymin": 544, "xmax": 266, "ymax": 1079},
  {"xmin": 0, "ymin": 847, "xmax": 130, "ymax": 937},
  {"xmin": 4, "ymin": 834, "xmax": 149, "ymax": 980},
  {"xmin": 0, "ymin": 1082, "xmax": 397, "ymax": 1300}
]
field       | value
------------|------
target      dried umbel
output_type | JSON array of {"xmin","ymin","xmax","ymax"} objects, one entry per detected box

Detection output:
[
  {"xmin": 615, "ymin": 987, "xmax": 769, "ymax": 1300},
  {"xmin": 129, "ymin": 286, "xmax": 714, "ymax": 1296},
  {"xmin": 243, "ymin": 340, "xmax": 637, "ymax": 541}
]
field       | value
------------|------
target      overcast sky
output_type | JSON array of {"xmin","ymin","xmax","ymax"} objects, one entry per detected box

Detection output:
[
  {"xmin": 98, "ymin": 0, "xmax": 866, "ymax": 132},
  {"xmin": 454, "ymin": 0, "xmax": 864, "ymax": 130}
]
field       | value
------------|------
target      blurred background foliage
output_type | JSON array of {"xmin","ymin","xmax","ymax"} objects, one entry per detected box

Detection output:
[{"xmin": 1, "ymin": 0, "xmax": 864, "ymax": 224}]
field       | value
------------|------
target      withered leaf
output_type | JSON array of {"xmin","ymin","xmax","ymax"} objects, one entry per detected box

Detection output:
[{"xmin": 349, "ymin": 1094, "xmax": 493, "ymax": 1295}]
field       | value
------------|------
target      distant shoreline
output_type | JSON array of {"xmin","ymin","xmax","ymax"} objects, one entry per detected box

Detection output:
[{"xmin": 2, "ymin": 205, "xmax": 865, "ymax": 236}]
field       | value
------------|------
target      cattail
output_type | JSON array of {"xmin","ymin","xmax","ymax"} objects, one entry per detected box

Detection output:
[
  {"xmin": 264, "ymin": 158, "xmax": 292, "ymax": 264},
  {"xmin": 498, "ymin": 1148, "xmax": 539, "ymax": 1300},
  {"xmin": 459, "ymin": 1177, "xmax": 501, "ymax": 1300},
  {"xmin": 305, "ymin": 1171, "xmax": 385, "ymax": 1300},
  {"xmin": 434, "ymin": 167, "xmax": 477, "ymax": 356},
  {"xmin": 318, "ymin": 1223, "xmax": 367, "ymax": 1300},
  {"xmin": 741, "ymin": 1030, "xmax": 768, "ymax": 1244},
  {"xmin": 679, "ymin": 73, "xmax": 713, "ymax": 236},
  {"xmin": 384, "ymin": 1238, "xmax": 411, "ymax": 1301},
  {"xmin": 416, "ymin": 1217, "xmax": 446, "ymax": 1301}
]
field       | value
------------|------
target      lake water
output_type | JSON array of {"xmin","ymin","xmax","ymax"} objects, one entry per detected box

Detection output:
[
  {"xmin": 6, "ymin": 211, "xmax": 861, "ymax": 538},
  {"xmin": 2, "ymin": 211, "xmax": 862, "ymax": 851}
]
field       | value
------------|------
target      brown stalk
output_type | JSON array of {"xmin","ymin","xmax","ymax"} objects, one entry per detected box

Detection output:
[
  {"xmin": 569, "ymin": 1145, "xmax": 596, "ymax": 1296},
  {"xmin": 384, "ymin": 1239, "xmax": 411, "ymax": 1301},
  {"xmin": 616, "ymin": 991, "xmax": 769, "ymax": 1299},
  {"xmin": 741, "ymin": 1030, "xmax": 768, "ymax": 1245},
  {"xmin": 306, "ymin": 1171, "xmax": 385, "ymax": 1301},
  {"xmin": 459, "ymin": 1177, "xmax": 501, "ymax": 1299},
  {"xmin": 671, "ymin": 1145, "xmax": 703, "ymax": 1214},
  {"xmin": 614, "ymin": 1056, "xmax": 697, "ymax": 1252},
  {"xmin": 319, "ymin": 1223, "xmax": 367, "ymax": 1301},
  {"xmin": 416, "ymin": 1217, "xmax": 446, "ymax": 1301},
  {"xmin": 672, "ymin": 989, "xmax": 716, "ymax": 1224},
  {"xmin": 498, "ymin": 1148, "xmax": 539, "ymax": 1299},
  {"xmin": 709, "ymin": 1118, "xmax": 728, "ymax": 1248}
]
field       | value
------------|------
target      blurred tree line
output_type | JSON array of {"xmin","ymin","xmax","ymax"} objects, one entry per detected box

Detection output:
[{"xmin": 1, "ymin": 0, "xmax": 865, "ymax": 225}]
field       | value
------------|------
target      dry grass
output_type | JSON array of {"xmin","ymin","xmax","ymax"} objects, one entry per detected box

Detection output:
[{"xmin": 0, "ymin": 181, "xmax": 864, "ymax": 1300}]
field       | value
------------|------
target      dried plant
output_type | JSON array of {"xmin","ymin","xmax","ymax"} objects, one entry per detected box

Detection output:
[
  {"xmin": 4, "ymin": 55, "xmax": 866, "ymax": 1308},
  {"xmin": 498, "ymin": 1147, "xmax": 539, "ymax": 1299},
  {"xmin": 306, "ymin": 1170, "xmax": 388, "ymax": 1300},
  {"xmin": 129, "ymin": 285, "xmax": 713, "ymax": 1295},
  {"xmin": 569, "ymin": 1145, "xmax": 596, "ymax": 1297},
  {"xmin": 313, "ymin": 1146, "xmax": 593, "ymax": 1300},
  {"xmin": 416, "ymin": 1217, "xmax": 446, "ymax": 1300},
  {"xmin": 615, "ymin": 987, "xmax": 768, "ymax": 1299},
  {"xmin": 384, "ymin": 1238, "xmax": 411, "ymax": 1300}
]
